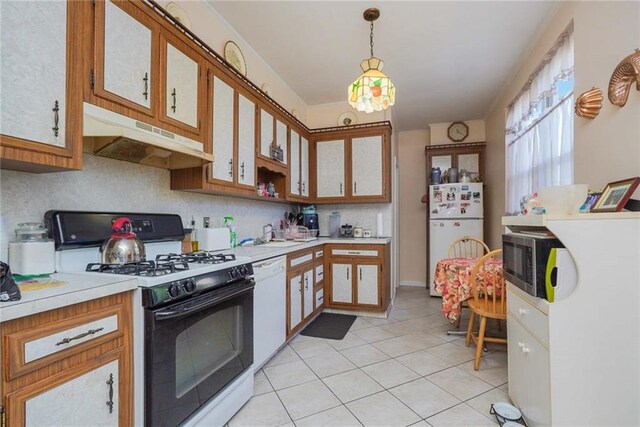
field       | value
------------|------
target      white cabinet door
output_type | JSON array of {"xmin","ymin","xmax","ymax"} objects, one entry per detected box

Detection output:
[
  {"xmin": 260, "ymin": 109, "xmax": 273, "ymax": 158},
  {"xmin": 289, "ymin": 130, "xmax": 300, "ymax": 195},
  {"xmin": 289, "ymin": 275, "xmax": 302, "ymax": 330},
  {"xmin": 0, "ymin": 1, "xmax": 66, "ymax": 147},
  {"xmin": 301, "ymin": 137, "xmax": 310, "ymax": 197},
  {"xmin": 211, "ymin": 76, "xmax": 234, "ymax": 183},
  {"xmin": 165, "ymin": 42, "xmax": 199, "ymax": 128},
  {"xmin": 237, "ymin": 93, "xmax": 255, "ymax": 187},
  {"xmin": 331, "ymin": 263, "xmax": 353, "ymax": 304},
  {"xmin": 303, "ymin": 269, "xmax": 314, "ymax": 318},
  {"xmin": 25, "ymin": 360, "xmax": 119, "ymax": 426},
  {"xmin": 316, "ymin": 140, "xmax": 345, "ymax": 198},
  {"xmin": 352, "ymin": 135, "xmax": 383, "ymax": 197},
  {"xmin": 276, "ymin": 119, "xmax": 288, "ymax": 165},
  {"xmin": 103, "ymin": 0, "xmax": 151, "ymax": 109},
  {"xmin": 356, "ymin": 264, "xmax": 380, "ymax": 306}
]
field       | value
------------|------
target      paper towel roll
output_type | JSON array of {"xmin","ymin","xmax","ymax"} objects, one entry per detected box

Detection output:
[{"xmin": 376, "ymin": 212, "xmax": 383, "ymax": 237}]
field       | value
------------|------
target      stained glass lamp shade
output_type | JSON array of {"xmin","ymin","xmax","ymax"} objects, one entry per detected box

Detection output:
[{"xmin": 348, "ymin": 57, "xmax": 395, "ymax": 113}]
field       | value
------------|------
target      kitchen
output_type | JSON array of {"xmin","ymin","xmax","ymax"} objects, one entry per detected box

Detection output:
[{"xmin": 1, "ymin": 0, "xmax": 639, "ymax": 426}]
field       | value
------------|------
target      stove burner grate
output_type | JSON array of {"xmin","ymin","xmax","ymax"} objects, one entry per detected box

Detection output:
[
  {"xmin": 156, "ymin": 252, "xmax": 236, "ymax": 264},
  {"xmin": 86, "ymin": 259, "xmax": 189, "ymax": 276}
]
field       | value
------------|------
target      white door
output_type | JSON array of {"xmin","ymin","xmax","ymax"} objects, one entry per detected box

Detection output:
[
  {"xmin": 275, "ymin": 119, "xmax": 288, "ymax": 164},
  {"xmin": 289, "ymin": 130, "xmax": 300, "ymax": 195},
  {"xmin": 237, "ymin": 93, "xmax": 255, "ymax": 187},
  {"xmin": 260, "ymin": 109, "xmax": 273, "ymax": 158},
  {"xmin": 351, "ymin": 136, "xmax": 383, "ymax": 197},
  {"xmin": 103, "ymin": 0, "xmax": 151, "ymax": 109},
  {"xmin": 211, "ymin": 76, "xmax": 234, "ymax": 183},
  {"xmin": 289, "ymin": 275, "xmax": 302, "ymax": 330},
  {"xmin": 356, "ymin": 264, "xmax": 379, "ymax": 306},
  {"xmin": 165, "ymin": 42, "xmax": 198, "ymax": 128},
  {"xmin": 429, "ymin": 218, "xmax": 484, "ymax": 296},
  {"xmin": 316, "ymin": 140, "xmax": 345, "ymax": 198},
  {"xmin": 25, "ymin": 360, "xmax": 119, "ymax": 426},
  {"xmin": 0, "ymin": 1, "xmax": 67, "ymax": 147},
  {"xmin": 300, "ymin": 137, "xmax": 310, "ymax": 197},
  {"xmin": 331, "ymin": 263, "xmax": 353, "ymax": 304},
  {"xmin": 303, "ymin": 269, "xmax": 314, "ymax": 318}
]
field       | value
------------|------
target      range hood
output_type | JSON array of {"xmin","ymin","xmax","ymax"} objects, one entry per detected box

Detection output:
[{"xmin": 83, "ymin": 102, "xmax": 213, "ymax": 169}]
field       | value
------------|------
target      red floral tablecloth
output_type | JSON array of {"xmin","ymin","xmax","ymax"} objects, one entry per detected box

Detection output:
[{"xmin": 434, "ymin": 257, "xmax": 504, "ymax": 322}]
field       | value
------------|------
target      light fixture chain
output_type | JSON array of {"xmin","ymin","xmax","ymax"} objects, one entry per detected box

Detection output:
[{"xmin": 370, "ymin": 20, "xmax": 374, "ymax": 57}]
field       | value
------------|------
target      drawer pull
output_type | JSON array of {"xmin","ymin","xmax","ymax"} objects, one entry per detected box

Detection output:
[
  {"xmin": 55, "ymin": 327, "xmax": 104, "ymax": 346},
  {"xmin": 348, "ymin": 251, "xmax": 360, "ymax": 255},
  {"xmin": 106, "ymin": 373, "xmax": 114, "ymax": 414}
]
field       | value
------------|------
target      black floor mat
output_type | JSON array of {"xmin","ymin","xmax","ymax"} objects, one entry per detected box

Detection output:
[{"xmin": 300, "ymin": 313, "xmax": 357, "ymax": 340}]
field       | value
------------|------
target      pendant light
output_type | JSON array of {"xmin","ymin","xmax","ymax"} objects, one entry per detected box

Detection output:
[{"xmin": 348, "ymin": 8, "xmax": 395, "ymax": 113}]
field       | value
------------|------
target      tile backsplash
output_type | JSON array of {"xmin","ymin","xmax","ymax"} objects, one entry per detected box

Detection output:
[
  {"xmin": 0, "ymin": 154, "xmax": 293, "ymax": 262},
  {"xmin": 317, "ymin": 204, "xmax": 393, "ymax": 237}
]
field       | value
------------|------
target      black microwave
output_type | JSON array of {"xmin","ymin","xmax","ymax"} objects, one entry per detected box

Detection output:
[{"xmin": 502, "ymin": 233, "xmax": 564, "ymax": 299}]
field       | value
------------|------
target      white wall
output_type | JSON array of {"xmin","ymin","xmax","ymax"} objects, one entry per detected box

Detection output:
[
  {"xmin": 307, "ymin": 101, "xmax": 390, "ymax": 129},
  {"xmin": 428, "ymin": 120, "xmax": 486, "ymax": 145},
  {"xmin": 0, "ymin": 155, "xmax": 293, "ymax": 262},
  {"xmin": 484, "ymin": 1, "xmax": 640, "ymax": 249}
]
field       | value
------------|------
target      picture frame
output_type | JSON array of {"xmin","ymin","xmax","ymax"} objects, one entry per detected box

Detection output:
[{"xmin": 591, "ymin": 177, "xmax": 640, "ymax": 212}]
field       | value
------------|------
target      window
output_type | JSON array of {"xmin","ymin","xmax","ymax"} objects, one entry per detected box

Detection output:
[{"xmin": 505, "ymin": 23, "xmax": 574, "ymax": 213}]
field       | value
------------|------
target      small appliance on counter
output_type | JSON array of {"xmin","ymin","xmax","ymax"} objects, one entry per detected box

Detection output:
[
  {"xmin": 8, "ymin": 222, "xmax": 55, "ymax": 275},
  {"xmin": 301, "ymin": 205, "xmax": 319, "ymax": 233},
  {"xmin": 353, "ymin": 226, "xmax": 363, "ymax": 238},
  {"xmin": 199, "ymin": 217, "xmax": 232, "ymax": 251},
  {"xmin": 363, "ymin": 229, "xmax": 372, "ymax": 238},
  {"xmin": 0, "ymin": 261, "xmax": 21, "ymax": 302},
  {"xmin": 340, "ymin": 224, "xmax": 353, "ymax": 238}
]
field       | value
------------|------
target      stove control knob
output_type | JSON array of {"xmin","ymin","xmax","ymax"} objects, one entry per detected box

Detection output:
[
  {"xmin": 168, "ymin": 284, "xmax": 182, "ymax": 298},
  {"xmin": 229, "ymin": 267, "xmax": 239, "ymax": 279},
  {"xmin": 239, "ymin": 265, "xmax": 249, "ymax": 276},
  {"xmin": 184, "ymin": 278, "xmax": 196, "ymax": 293}
]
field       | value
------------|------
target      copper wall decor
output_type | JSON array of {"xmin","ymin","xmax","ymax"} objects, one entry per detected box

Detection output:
[
  {"xmin": 575, "ymin": 87, "xmax": 603, "ymax": 119},
  {"xmin": 608, "ymin": 49, "xmax": 640, "ymax": 107}
]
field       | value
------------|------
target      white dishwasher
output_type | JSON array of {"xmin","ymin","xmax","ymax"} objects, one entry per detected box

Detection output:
[{"xmin": 252, "ymin": 255, "xmax": 287, "ymax": 370}]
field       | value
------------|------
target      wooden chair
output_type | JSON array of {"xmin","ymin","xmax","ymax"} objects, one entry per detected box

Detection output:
[
  {"xmin": 465, "ymin": 249, "xmax": 507, "ymax": 370},
  {"xmin": 448, "ymin": 236, "xmax": 490, "ymax": 329}
]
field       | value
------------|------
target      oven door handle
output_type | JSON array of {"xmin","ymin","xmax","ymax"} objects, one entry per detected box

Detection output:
[{"xmin": 154, "ymin": 279, "xmax": 255, "ymax": 321}]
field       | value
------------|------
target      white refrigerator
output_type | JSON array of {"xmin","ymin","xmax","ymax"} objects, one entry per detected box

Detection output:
[{"xmin": 429, "ymin": 183, "xmax": 484, "ymax": 296}]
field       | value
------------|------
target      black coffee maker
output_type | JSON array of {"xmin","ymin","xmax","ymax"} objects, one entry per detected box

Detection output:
[{"xmin": 301, "ymin": 205, "xmax": 319, "ymax": 232}]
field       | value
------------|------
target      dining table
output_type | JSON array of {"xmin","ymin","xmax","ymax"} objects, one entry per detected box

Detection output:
[{"xmin": 433, "ymin": 256, "xmax": 504, "ymax": 323}]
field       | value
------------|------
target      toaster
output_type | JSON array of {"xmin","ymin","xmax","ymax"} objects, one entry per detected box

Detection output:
[{"xmin": 340, "ymin": 224, "xmax": 353, "ymax": 237}]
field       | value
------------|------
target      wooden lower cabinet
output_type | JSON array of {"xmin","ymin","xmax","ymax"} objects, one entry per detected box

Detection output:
[
  {"xmin": 325, "ymin": 243, "xmax": 390, "ymax": 312},
  {"xmin": 286, "ymin": 248, "xmax": 322, "ymax": 338},
  {"xmin": 1, "ymin": 292, "xmax": 133, "ymax": 426}
]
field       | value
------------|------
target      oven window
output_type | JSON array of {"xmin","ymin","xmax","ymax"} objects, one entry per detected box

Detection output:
[{"xmin": 175, "ymin": 305, "xmax": 244, "ymax": 398}]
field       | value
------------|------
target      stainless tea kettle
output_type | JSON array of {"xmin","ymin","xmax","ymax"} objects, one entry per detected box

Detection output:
[{"xmin": 100, "ymin": 217, "xmax": 145, "ymax": 264}]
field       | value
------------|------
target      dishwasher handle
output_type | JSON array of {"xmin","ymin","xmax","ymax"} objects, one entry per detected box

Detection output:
[{"xmin": 252, "ymin": 256, "xmax": 286, "ymax": 279}]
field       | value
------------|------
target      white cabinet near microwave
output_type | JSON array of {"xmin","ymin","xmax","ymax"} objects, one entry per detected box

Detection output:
[
  {"xmin": 0, "ymin": 0, "xmax": 67, "ymax": 148},
  {"xmin": 102, "ymin": 0, "xmax": 152, "ymax": 111}
]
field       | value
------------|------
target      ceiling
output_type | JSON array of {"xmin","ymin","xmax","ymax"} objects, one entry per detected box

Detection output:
[{"xmin": 207, "ymin": 1, "xmax": 558, "ymax": 131}]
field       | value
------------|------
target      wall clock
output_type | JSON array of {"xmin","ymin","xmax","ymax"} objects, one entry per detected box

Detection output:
[{"xmin": 447, "ymin": 121, "xmax": 469, "ymax": 142}]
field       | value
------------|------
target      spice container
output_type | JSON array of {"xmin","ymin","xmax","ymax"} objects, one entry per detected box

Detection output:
[{"xmin": 8, "ymin": 222, "xmax": 55, "ymax": 275}]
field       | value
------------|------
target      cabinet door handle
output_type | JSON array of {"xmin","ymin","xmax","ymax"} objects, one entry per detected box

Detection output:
[
  {"xmin": 241, "ymin": 161, "xmax": 245, "ymax": 180},
  {"xmin": 106, "ymin": 373, "xmax": 114, "ymax": 414},
  {"xmin": 297, "ymin": 181, "xmax": 301, "ymax": 192},
  {"xmin": 229, "ymin": 158, "xmax": 233, "ymax": 177},
  {"xmin": 143, "ymin": 72, "xmax": 149, "ymax": 100},
  {"xmin": 354, "ymin": 181, "xmax": 357, "ymax": 194},
  {"xmin": 346, "ymin": 268, "xmax": 349, "ymax": 280},
  {"xmin": 171, "ymin": 88, "xmax": 177, "ymax": 112},
  {"xmin": 52, "ymin": 100, "xmax": 60, "ymax": 137},
  {"xmin": 56, "ymin": 327, "xmax": 104, "ymax": 346},
  {"xmin": 359, "ymin": 268, "xmax": 362, "ymax": 281},
  {"xmin": 340, "ymin": 182, "xmax": 343, "ymax": 195},
  {"xmin": 305, "ymin": 276, "xmax": 308, "ymax": 290},
  {"xmin": 299, "ymin": 281, "xmax": 302, "ymax": 292},
  {"xmin": 302, "ymin": 181, "xmax": 306, "ymax": 193}
]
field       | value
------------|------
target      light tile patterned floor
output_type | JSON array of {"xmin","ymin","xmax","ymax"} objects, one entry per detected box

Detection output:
[{"xmin": 229, "ymin": 287, "xmax": 509, "ymax": 427}]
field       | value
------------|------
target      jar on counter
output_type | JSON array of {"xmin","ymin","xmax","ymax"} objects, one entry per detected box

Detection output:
[{"xmin": 8, "ymin": 222, "xmax": 55, "ymax": 275}]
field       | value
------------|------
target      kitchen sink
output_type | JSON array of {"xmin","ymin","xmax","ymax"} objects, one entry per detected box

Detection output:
[{"xmin": 259, "ymin": 240, "xmax": 305, "ymax": 248}]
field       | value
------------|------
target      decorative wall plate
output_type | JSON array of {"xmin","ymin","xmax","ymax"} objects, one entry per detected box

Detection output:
[
  {"xmin": 165, "ymin": 3, "xmax": 191, "ymax": 30},
  {"xmin": 224, "ymin": 41, "xmax": 247, "ymax": 76},
  {"xmin": 338, "ymin": 111, "xmax": 357, "ymax": 126}
]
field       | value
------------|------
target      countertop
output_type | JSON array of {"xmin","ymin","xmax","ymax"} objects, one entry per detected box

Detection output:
[
  {"xmin": 0, "ymin": 273, "xmax": 138, "ymax": 323},
  {"xmin": 218, "ymin": 237, "xmax": 391, "ymax": 262}
]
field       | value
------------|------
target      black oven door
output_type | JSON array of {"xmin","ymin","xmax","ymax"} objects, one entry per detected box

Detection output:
[{"xmin": 144, "ymin": 278, "xmax": 254, "ymax": 427}]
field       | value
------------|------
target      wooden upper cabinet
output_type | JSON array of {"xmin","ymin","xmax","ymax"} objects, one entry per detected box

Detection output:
[
  {"xmin": 316, "ymin": 139, "xmax": 346, "ymax": 200},
  {"xmin": 94, "ymin": 0, "xmax": 155, "ymax": 115},
  {"xmin": 236, "ymin": 91, "xmax": 256, "ymax": 188},
  {"xmin": 275, "ymin": 119, "xmax": 288, "ymax": 165},
  {"xmin": 425, "ymin": 142, "xmax": 486, "ymax": 184},
  {"xmin": 351, "ymin": 135, "xmax": 383, "ymax": 199},
  {"xmin": 289, "ymin": 129, "xmax": 301, "ymax": 196},
  {"xmin": 209, "ymin": 73, "xmax": 234, "ymax": 184},
  {"xmin": 159, "ymin": 30, "xmax": 205, "ymax": 137},
  {"xmin": 0, "ymin": 0, "xmax": 83, "ymax": 172},
  {"xmin": 300, "ymin": 136, "xmax": 310, "ymax": 197},
  {"xmin": 259, "ymin": 109, "xmax": 274, "ymax": 159}
]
